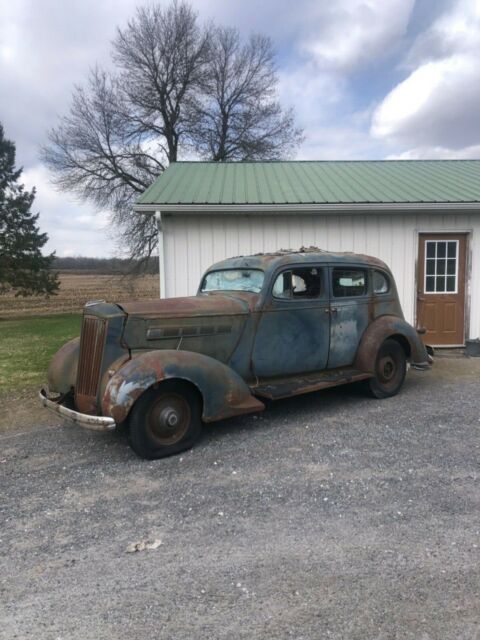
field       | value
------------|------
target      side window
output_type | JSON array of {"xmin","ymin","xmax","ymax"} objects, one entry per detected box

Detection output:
[
  {"xmin": 272, "ymin": 271, "xmax": 292, "ymax": 299},
  {"xmin": 373, "ymin": 270, "xmax": 389, "ymax": 294},
  {"xmin": 272, "ymin": 267, "xmax": 323, "ymax": 300},
  {"xmin": 332, "ymin": 268, "xmax": 367, "ymax": 297}
]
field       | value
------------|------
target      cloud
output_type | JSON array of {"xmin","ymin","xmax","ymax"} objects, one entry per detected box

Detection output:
[
  {"xmin": 277, "ymin": 64, "xmax": 346, "ymax": 128},
  {"xmin": 371, "ymin": 0, "xmax": 480, "ymax": 156},
  {"xmin": 300, "ymin": 0, "xmax": 415, "ymax": 71},
  {"xmin": 22, "ymin": 165, "xmax": 117, "ymax": 258},
  {"xmin": 3, "ymin": 0, "xmax": 474, "ymax": 257},
  {"xmin": 0, "ymin": 0, "xmax": 134, "ymax": 165},
  {"xmin": 388, "ymin": 144, "xmax": 480, "ymax": 160}
]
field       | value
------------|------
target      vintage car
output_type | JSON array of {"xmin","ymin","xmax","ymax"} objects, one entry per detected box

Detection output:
[{"xmin": 40, "ymin": 249, "xmax": 433, "ymax": 459}]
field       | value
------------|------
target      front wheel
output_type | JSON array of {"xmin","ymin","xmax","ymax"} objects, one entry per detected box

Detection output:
[
  {"xmin": 365, "ymin": 339, "xmax": 407, "ymax": 399},
  {"xmin": 129, "ymin": 381, "xmax": 202, "ymax": 459}
]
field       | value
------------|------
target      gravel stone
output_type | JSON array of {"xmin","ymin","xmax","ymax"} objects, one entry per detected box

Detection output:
[{"xmin": 0, "ymin": 358, "xmax": 479, "ymax": 639}]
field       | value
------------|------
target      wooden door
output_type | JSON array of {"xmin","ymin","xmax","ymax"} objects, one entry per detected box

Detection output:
[{"xmin": 417, "ymin": 234, "xmax": 467, "ymax": 346}]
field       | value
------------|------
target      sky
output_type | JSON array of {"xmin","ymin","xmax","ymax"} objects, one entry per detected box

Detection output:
[{"xmin": 1, "ymin": 0, "xmax": 480, "ymax": 257}]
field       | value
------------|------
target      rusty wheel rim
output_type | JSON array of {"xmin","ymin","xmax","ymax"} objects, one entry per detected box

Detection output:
[
  {"xmin": 147, "ymin": 393, "xmax": 190, "ymax": 446},
  {"xmin": 377, "ymin": 355, "xmax": 396, "ymax": 385}
]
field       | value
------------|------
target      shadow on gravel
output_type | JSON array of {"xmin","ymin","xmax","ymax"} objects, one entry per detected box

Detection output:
[
  {"xmin": 74, "ymin": 368, "xmax": 435, "ymax": 460},
  {"xmin": 6, "ymin": 362, "xmax": 454, "ymax": 464},
  {"xmin": 200, "ymin": 370, "xmax": 429, "ymax": 445}
]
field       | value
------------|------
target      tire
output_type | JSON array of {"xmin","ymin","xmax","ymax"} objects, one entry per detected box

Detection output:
[
  {"xmin": 365, "ymin": 338, "xmax": 407, "ymax": 399},
  {"xmin": 128, "ymin": 380, "xmax": 202, "ymax": 459}
]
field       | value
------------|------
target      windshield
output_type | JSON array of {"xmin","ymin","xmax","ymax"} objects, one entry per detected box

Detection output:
[{"xmin": 201, "ymin": 269, "xmax": 264, "ymax": 294}]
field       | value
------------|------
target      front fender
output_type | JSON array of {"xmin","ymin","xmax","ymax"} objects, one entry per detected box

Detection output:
[
  {"xmin": 47, "ymin": 337, "xmax": 80, "ymax": 394},
  {"xmin": 102, "ymin": 350, "xmax": 265, "ymax": 424},
  {"xmin": 355, "ymin": 315, "xmax": 430, "ymax": 373}
]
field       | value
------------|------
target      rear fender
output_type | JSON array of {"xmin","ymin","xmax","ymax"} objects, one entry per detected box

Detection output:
[
  {"xmin": 355, "ymin": 315, "xmax": 430, "ymax": 373},
  {"xmin": 102, "ymin": 349, "xmax": 265, "ymax": 424}
]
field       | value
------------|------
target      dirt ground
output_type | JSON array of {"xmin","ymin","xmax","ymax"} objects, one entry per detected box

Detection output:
[{"xmin": 0, "ymin": 387, "xmax": 60, "ymax": 434}]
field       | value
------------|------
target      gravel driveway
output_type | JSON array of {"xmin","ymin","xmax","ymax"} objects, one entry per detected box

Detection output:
[{"xmin": 1, "ymin": 358, "xmax": 479, "ymax": 640}]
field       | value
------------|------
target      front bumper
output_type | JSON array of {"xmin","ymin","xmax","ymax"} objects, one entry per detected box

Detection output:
[{"xmin": 39, "ymin": 389, "xmax": 116, "ymax": 431}]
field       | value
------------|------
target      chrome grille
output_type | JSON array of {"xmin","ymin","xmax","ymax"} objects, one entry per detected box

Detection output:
[{"xmin": 75, "ymin": 315, "xmax": 107, "ymax": 412}]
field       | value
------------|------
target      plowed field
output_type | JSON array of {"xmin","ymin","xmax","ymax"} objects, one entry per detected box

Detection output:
[{"xmin": 0, "ymin": 272, "xmax": 159, "ymax": 318}]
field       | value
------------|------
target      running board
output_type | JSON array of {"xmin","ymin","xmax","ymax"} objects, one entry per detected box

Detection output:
[{"xmin": 251, "ymin": 369, "xmax": 372, "ymax": 400}]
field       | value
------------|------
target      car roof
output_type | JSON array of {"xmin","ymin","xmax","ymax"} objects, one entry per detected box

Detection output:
[{"xmin": 207, "ymin": 248, "xmax": 390, "ymax": 276}]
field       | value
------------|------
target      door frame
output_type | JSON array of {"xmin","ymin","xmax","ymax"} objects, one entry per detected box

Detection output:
[
  {"xmin": 251, "ymin": 262, "xmax": 331, "ymax": 378},
  {"xmin": 414, "ymin": 229, "xmax": 471, "ymax": 347}
]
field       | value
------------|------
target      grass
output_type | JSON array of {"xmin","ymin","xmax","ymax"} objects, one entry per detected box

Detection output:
[{"xmin": 0, "ymin": 314, "xmax": 82, "ymax": 393}]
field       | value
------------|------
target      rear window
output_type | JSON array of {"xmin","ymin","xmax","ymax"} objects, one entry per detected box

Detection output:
[
  {"xmin": 373, "ymin": 270, "xmax": 389, "ymax": 294},
  {"xmin": 332, "ymin": 269, "xmax": 367, "ymax": 297}
]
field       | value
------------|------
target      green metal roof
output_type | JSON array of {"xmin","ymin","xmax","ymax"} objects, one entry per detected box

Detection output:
[{"xmin": 136, "ymin": 160, "xmax": 480, "ymax": 208}]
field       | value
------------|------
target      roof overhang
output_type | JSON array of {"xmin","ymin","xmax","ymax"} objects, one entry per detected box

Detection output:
[{"xmin": 134, "ymin": 202, "xmax": 480, "ymax": 215}]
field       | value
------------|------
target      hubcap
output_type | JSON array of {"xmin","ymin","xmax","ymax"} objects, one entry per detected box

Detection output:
[
  {"xmin": 147, "ymin": 393, "xmax": 190, "ymax": 446},
  {"xmin": 160, "ymin": 407, "xmax": 180, "ymax": 428},
  {"xmin": 378, "ymin": 355, "xmax": 396, "ymax": 383}
]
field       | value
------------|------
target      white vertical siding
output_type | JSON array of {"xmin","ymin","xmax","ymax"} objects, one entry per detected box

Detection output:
[{"xmin": 163, "ymin": 212, "xmax": 480, "ymax": 341}]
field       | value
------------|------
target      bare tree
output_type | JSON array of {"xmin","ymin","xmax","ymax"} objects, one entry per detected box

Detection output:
[
  {"xmin": 190, "ymin": 28, "xmax": 302, "ymax": 161},
  {"xmin": 43, "ymin": 1, "xmax": 303, "ymax": 262},
  {"xmin": 113, "ymin": 2, "xmax": 211, "ymax": 163}
]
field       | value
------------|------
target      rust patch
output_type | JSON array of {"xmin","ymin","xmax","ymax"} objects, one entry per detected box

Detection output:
[
  {"xmin": 117, "ymin": 294, "xmax": 250, "ymax": 318},
  {"xmin": 47, "ymin": 337, "xmax": 80, "ymax": 395},
  {"xmin": 102, "ymin": 350, "xmax": 265, "ymax": 425},
  {"xmin": 253, "ymin": 369, "xmax": 372, "ymax": 400},
  {"xmin": 354, "ymin": 315, "xmax": 431, "ymax": 372}
]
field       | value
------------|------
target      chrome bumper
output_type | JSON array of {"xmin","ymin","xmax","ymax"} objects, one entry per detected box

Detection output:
[{"xmin": 39, "ymin": 389, "xmax": 116, "ymax": 431}]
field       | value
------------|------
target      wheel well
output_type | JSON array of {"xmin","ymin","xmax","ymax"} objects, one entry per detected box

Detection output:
[
  {"xmin": 153, "ymin": 377, "xmax": 204, "ymax": 410},
  {"xmin": 389, "ymin": 334, "xmax": 411, "ymax": 358}
]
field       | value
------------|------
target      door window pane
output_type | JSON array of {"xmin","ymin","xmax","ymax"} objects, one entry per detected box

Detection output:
[
  {"xmin": 273, "ymin": 267, "xmax": 322, "ymax": 300},
  {"xmin": 426, "ymin": 243, "xmax": 436, "ymax": 258},
  {"xmin": 272, "ymin": 271, "xmax": 292, "ymax": 299},
  {"xmin": 447, "ymin": 242, "xmax": 457, "ymax": 258},
  {"xmin": 424, "ymin": 240, "xmax": 458, "ymax": 294},
  {"xmin": 332, "ymin": 269, "xmax": 367, "ymax": 297}
]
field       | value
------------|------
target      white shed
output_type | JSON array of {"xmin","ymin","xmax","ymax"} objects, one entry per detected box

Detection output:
[{"xmin": 134, "ymin": 160, "xmax": 480, "ymax": 348}]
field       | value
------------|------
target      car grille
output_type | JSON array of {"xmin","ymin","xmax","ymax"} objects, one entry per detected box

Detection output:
[{"xmin": 75, "ymin": 315, "xmax": 107, "ymax": 413}]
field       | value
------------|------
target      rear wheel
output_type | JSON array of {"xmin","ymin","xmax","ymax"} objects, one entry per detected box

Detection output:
[
  {"xmin": 366, "ymin": 338, "xmax": 407, "ymax": 399},
  {"xmin": 129, "ymin": 381, "xmax": 202, "ymax": 459}
]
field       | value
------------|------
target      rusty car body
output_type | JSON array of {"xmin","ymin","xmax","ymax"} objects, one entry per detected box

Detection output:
[{"xmin": 40, "ymin": 249, "xmax": 432, "ymax": 459}]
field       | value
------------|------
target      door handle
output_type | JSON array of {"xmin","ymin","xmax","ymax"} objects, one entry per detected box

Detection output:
[
  {"xmin": 417, "ymin": 295, "xmax": 425, "ymax": 302},
  {"xmin": 324, "ymin": 307, "xmax": 338, "ymax": 314}
]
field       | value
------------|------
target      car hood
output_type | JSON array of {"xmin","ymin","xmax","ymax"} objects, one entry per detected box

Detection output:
[
  {"xmin": 118, "ymin": 292, "xmax": 259, "ymax": 362},
  {"xmin": 117, "ymin": 292, "xmax": 259, "ymax": 319}
]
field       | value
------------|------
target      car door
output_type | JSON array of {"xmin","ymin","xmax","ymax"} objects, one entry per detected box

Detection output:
[
  {"xmin": 327, "ymin": 265, "xmax": 370, "ymax": 369},
  {"xmin": 252, "ymin": 265, "xmax": 330, "ymax": 378}
]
